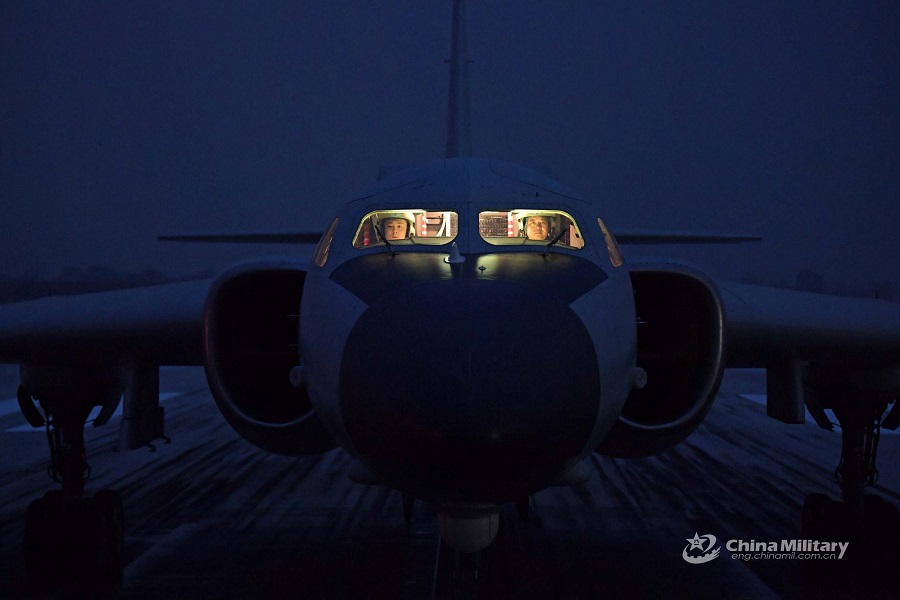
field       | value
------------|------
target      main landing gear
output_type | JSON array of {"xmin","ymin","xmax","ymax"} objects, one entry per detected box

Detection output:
[
  {"xmin": 799, "ymin": 367, "xmax": 900, "ymax": 575},
  {"xmin": 16, "ymin": 363, "xmax": 167, "ymax": 589},
  {"xmin": 18, "ymin": 383, "xmax": 125, "ymax": 588}
]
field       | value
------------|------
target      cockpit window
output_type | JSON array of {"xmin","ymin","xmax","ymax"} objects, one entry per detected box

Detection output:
[
  {"xmin": 478, "ymin": 210, "xmax": 585, "ymax": 249},
  {"xmin": 313, "ymin": 217, "xmax": 339, "ymax": 267},
  {"xmin": 353, "ymin": 210, "xmax": 458, "ymax": 248},
  {"xmin": 597, "ymin": 218, "xmax": 623, "ymax": 267}
]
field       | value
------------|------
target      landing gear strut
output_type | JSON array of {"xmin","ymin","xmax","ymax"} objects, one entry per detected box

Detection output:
[
  {"xmin": 18, "ymin": 371, "xmax": 126, "ymax": 588},
  {"xmin": 800, "ymin": 367, "xmax": 900, "ymax": 573}
]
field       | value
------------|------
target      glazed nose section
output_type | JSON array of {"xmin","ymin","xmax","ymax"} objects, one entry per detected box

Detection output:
[{"xmin": 339, "ymin": 279, "xmax": 600, "ymax": 503}]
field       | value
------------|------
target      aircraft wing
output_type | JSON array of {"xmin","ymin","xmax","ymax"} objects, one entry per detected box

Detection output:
[
  {"xmin": 3, "ymin": 272, "xmax": 897, "ymax": 372},
  {"xmin": 0, "ymin": 259, "xmax": 323, "ymax": 455},
  {"xmin": 0, "ymin": 279, "xmax": 211, "ymax": 367},
  {"xmin": 716, "ymin": 280, "xmax": 900, "ymax": 427},
  {"xmin": 719, "ymin": 280, "xmax": 900, "ymax": 368}
]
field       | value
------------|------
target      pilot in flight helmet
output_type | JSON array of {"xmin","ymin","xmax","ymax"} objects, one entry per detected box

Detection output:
[
  {"xmin": 374, "ymin": 211, "xmax": 416, "ymax": 240},
  {"xmin": 516, "ymin": 211, "xmax": 555, "ymax": 240}
]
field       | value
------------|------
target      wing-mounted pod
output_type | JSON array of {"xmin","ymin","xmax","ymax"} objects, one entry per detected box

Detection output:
[
  {"xmin": 204, "ymin": 261, "xmax": 336, "ymax": 455},
  {"xmin": 597, "ymin": 262, "xmax": 726, "ymax": 457}
]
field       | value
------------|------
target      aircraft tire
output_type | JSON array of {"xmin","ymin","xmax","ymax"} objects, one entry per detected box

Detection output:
[
  {"xmin": 91, "ymin": 489, "xmax": 125, "ymax": 582},
  {"xmin": 800, "ymin": 492, "xmax": 831, "ymax": 539},
  {"xmin": 23, "ymin": 495, "xmax": 50, "ymax": 584}
]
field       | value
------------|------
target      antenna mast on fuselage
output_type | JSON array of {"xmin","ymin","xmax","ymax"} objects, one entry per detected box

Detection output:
[{"xmin": 445, "ymin": 0, "xmax": 472, "ymax": 158}]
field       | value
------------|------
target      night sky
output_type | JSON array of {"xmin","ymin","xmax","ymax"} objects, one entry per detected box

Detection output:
[{"xmin": 1, "ymin": 1, "xmax": 897, "ymax": 292}]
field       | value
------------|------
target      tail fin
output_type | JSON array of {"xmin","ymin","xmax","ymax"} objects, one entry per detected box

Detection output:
[{"xmin": 445, "ymin": 0, "xmax": 472, "ymax": 158}]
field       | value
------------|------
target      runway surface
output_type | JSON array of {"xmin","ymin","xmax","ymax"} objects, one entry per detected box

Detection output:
[{"xmin": 0, "ymin": 366, "xmax": 898, "ymax": 599}]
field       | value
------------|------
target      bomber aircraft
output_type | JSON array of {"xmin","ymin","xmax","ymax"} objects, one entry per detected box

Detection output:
[{"xmin": 1, "ymin": 0, "xmax": 899, "ymax": 585}]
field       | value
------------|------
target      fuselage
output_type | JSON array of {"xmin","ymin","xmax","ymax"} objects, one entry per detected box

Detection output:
[{"xmin": 300, "ymin": 158, "xmax": 637, "ymax": 506}]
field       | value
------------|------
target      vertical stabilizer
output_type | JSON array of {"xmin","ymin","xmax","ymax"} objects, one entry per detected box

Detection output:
[{"xmin": 445, "ymin": 0, "xmax": 472, "ymax": 158}]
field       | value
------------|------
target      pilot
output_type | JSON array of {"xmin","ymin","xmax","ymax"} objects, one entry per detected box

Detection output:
[
  {"xmin": 378, "ymin": 215, "xmax": 412, "ymax": 241},
  {"xmin": 523, "ymin": 215, "xmax": 551, "ymax": 241}
]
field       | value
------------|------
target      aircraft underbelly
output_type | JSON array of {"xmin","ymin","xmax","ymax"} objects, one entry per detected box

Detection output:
[{"xmin": 337, "ymin": 276, "xmax": 601, "ymax": 503}]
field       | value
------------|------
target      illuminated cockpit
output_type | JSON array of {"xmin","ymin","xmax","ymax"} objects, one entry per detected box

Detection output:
[
  {"xmin": 353, "ymin": 210, "xmax": 459, "ymax": 248},
  {"xmin": 478, "ymin": 210, "xmax": 585, "ymax": 249},
  {"xmin": 344, "ymin": 207, "xmax": 623, "ymax": 268}
]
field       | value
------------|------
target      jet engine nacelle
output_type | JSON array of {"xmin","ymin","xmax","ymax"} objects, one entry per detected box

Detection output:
[
  {"xmin": 203, "ymin": 261, "xmax": 336, "ymax": 456},
  {"xmin": 596, "ymin": 264, "xmax": 725, "ymax": 457}
]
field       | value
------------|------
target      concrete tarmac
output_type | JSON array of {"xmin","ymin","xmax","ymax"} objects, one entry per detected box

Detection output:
[{"xmin": 0, "ymin": 366, "xmax": 897, "ymax": 599}]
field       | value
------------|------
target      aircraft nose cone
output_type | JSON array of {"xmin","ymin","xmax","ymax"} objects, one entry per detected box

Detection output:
[{"xmin": 340, "ymin": 278, "xmax": 600, "ymax": 503}]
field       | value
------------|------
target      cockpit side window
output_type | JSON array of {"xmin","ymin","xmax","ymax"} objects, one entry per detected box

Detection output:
[
  {"xmin": 313, "ymin": 217, "xmax": 339, "ymax": 267},
  {"xmin": 478, "ymin": 210, "xmax": 585, "ymax": 249},
  {"xmin": 352, "ymin": 210, "xmax": 458, "ymax": 248},
  {"xmin": 597, "ymin": 217, "xmax": 623, "ymax": 267}
]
